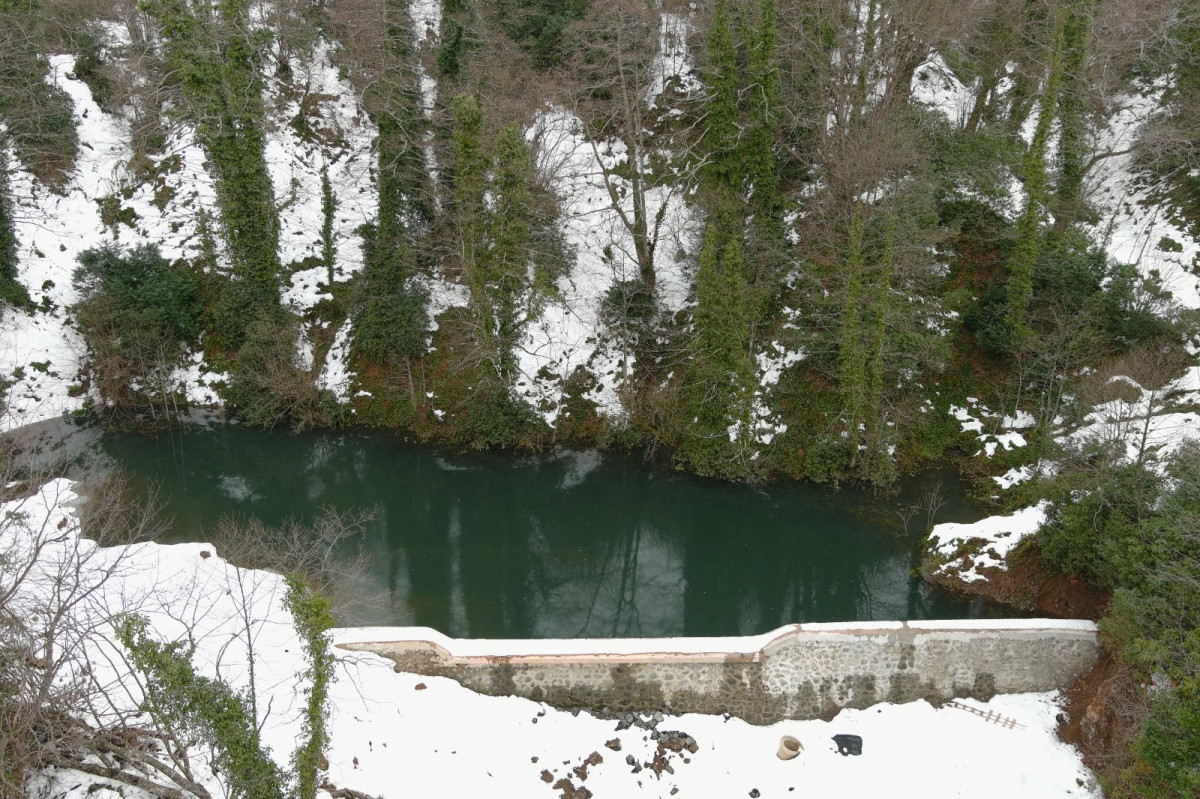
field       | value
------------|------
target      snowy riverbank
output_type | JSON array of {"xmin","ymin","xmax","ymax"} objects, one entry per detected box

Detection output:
[{"xmin": 3, "ymin": 477, "xmax": 1101, "ymax": 799}]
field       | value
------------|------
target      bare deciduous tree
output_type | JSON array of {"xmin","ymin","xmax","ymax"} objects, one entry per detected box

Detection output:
[{"xmin": 563, "ymin": 0, "xmax": 701, "ymax": 298}]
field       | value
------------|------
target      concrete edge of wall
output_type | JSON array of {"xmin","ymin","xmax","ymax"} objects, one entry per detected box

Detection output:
[
  {"xmin": 333, "ymin": 618, "xmax": 1099, "ymax": 664},
  {"xmin": 336, "ymin": 620, "xmax": 1100, "ymax": 724}
]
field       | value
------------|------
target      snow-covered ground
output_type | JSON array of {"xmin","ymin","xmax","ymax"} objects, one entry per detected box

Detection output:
[
  {"xmin": 6, "ymin": 477, "xmax": 1100, "ymax": 799},
  {"xmin": 518, "ymin": 105, "xmax": 700, "ymax": 424},
  {"xmin": 928, "ymin": 502, "xmax": 1050, "ymax": 583},
  {"xmin": 266, "ymin": 39, "xmax": 378, "ymax": 312},
  {"xmin": 0, "ymin": 45, "xmax": 248, "ymax": 427}
]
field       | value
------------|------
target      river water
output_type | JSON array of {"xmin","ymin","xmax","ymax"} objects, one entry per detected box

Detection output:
[{"xmin": 84, "ymin": 422, "xmax": 1009, "ymax": 638}]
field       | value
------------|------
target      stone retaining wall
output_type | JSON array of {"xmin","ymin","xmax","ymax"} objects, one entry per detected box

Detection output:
[{"xmin": 338, "ymin": 620, "xmax": 1099, "ymax": 724}]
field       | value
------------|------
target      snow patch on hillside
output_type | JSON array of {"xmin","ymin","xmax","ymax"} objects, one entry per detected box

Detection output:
[
  {"xmin": 410, "ymin": 0, "xmax": 443, "ymax": 207},
  {"xmin": 1087, "ymin": 82, "xmax": 1200, "ymax": 312},
  {"xmin": 518, "ymin": 107, "xmax": 700, "ymax": 425},
  {"xmin": 2, "ymin": 32, "xmax": 386, "ymax": 429},
  {"xmin": 929, "ymin": 502, "xmax": 1050, "ymax": 583},
  {"xmin": 911, "ymin": 54, "xmax": 974, "ymax": 127},
  {"xmin": 318, "ymin": 319, "xmax": 355, "ymax": 402},
  {"xmin": 2, "ymin": 52, "xmax": 231, "ymax": 430},
  {"xmin": 267, "ymin": 39, "xmax": 379, "ymax": 313},
  {"xmin": 1063, "ymin": 371, "xmax": 1200, "ymax": 468},
  {"xmin": 647, "ymin": 12, "xmax": 703, "ymax": 108},
  {"xmin": 728, "ymin": 342, "xmax": 805, "ymax": 451}
]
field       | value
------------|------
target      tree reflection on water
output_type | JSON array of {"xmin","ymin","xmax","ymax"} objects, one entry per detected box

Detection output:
[{"xmin": 99, "ymin": 427, "xmax": 1004, "ymax": 638}]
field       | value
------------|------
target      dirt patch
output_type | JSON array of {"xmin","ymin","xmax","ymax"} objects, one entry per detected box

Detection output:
[
  {"xmin": 931, "ymin": 543, "xmax": 1151, "ymax": 788},
  {"xmin": 930, "ymin": 545, "xmax": 1111, "ymax": 620},
  {"xmin": 1059, "ymin": 651, "xmax": 1148, "ymax": 781}
]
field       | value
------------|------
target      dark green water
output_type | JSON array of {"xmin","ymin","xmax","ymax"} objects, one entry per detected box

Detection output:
[{"xmin": 89, "ymin": 423, "xmax": 1007, "ymax": 638}]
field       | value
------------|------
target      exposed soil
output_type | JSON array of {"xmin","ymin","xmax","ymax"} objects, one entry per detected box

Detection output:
[
  {"xmin": 1058, "ymin": 651, "xmax": 1148, "ymax": 785},
  {"xmin": 930, "ymin": 544, "xmax": 1111, "ymax": 620},
  {"xmin": 931, "ymin": 544, "xmax": 1149, "ymax": 791}
]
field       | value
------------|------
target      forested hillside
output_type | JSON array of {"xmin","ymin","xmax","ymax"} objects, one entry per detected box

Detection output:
[{"xmin": 0, "ymin": 0, "xmax": 1195, "ymax": 486}]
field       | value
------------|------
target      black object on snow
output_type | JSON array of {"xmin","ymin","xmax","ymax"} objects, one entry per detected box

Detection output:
[{"xmin": 832, "ymin": 734, "xmax": 863, "ymax": 756}]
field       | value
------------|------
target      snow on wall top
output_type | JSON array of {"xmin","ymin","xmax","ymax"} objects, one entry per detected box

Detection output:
[{"xmin": 333, "ymin": 617, "xmax": 1098, "ymax": 660}]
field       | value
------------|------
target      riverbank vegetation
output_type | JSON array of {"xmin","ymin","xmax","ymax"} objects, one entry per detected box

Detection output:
[
  {"xmin": 1031, "ymin": 440, "xmax": 1200, "ymax": 796},
  {"xmin": 0, "ymin": 449, "xmax": 366, "ymax": 798}
]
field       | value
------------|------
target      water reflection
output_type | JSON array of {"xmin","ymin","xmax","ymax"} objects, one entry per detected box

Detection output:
[{"xmin": 93, "ymin": 426, "xmax": 1008, "ymax": 638}]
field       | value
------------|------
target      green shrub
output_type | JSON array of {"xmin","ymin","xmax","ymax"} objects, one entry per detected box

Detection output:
[
  {"xmin": 71, "ymin": 245, "xmax": 202, "ymax": 417},
  {"xmin": 1135, "ymin": 681, "xmax": 1200, "ymax": 797},
  {"xmin": 1037, "ymin": 454, "xmax": 1163, "ymax": 587},
  {"xmin": 802, "ymin": 436, "xmax": 852, "ymax": 484},
  {"xmin": 212, "ymin": 279, "xmax": 277, "ymax": 351},
  {"xmin": 1086, "ymin": 441, "xmax": 1200, "ymax": 796},
  {"xmin": 456, "ymin": 380, "xmax": 537, "ymax": 448},
  {"xmin": 226, "ymin": 310, "xmax": 322, "ymax": 429},
  {"xmin": 353, "ymin": 284, "xmax": 429, "ymax": 364},
  {"xmin": 74, "ymin": 244, "xmax": 202, "ymax": 342}
]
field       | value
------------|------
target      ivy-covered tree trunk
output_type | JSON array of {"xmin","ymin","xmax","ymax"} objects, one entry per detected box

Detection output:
[
  {"xmin": 353, "ymin": 0, "xmax": 432, "ymax": 367},
  {"xmin": 450, "ymin": 92, "xmax": 498, "ymax": 368},
  {"xmin": 703, "ymin": 0, "xmax": 740, "ymax": 194},
  {"xmin": 745, "ymin": 0, "xmax": 781, "ymax": 236},
  {"xmin": 143, "ymin": 0, "xmax": 282, "ymax": 348},
  {"xmin": 679, "ymin": 209, "xmax": 755, "ymax": 478},
  {"xmin": 839, "ymin": 205, "xmax": 867, "ymax": 467},
  {"xmin": 486, "ymin": 124, "xmax": 538, "ymax": 383},
  {"xmin": 742, "ymin": 0, "xmax": 783, "ymax": 352},
  {"xmin": 860, "ymin": 208, "xmax": 895, "ymax": 482},
  {"xmin": 964, "ymin": 6, "xmax": 1022, "ymax": 134},
  {"xmin": 285, "ymin": 575, "xmax": 335, "ymax": 799},
  {"xmin": 1053, "ymin": 0, "xmax": 1097, "ymax": 228},
  {"xmin": 1006, "ymin": 12, "xmax": 1064, "ymax": 349},
  {"xmin": 451, "ymin": 92, "xmax": 488, "ymax": 277},
  {"xmin": 117, "ymin": 616, "xmax": 286, "ymax": 799}
]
